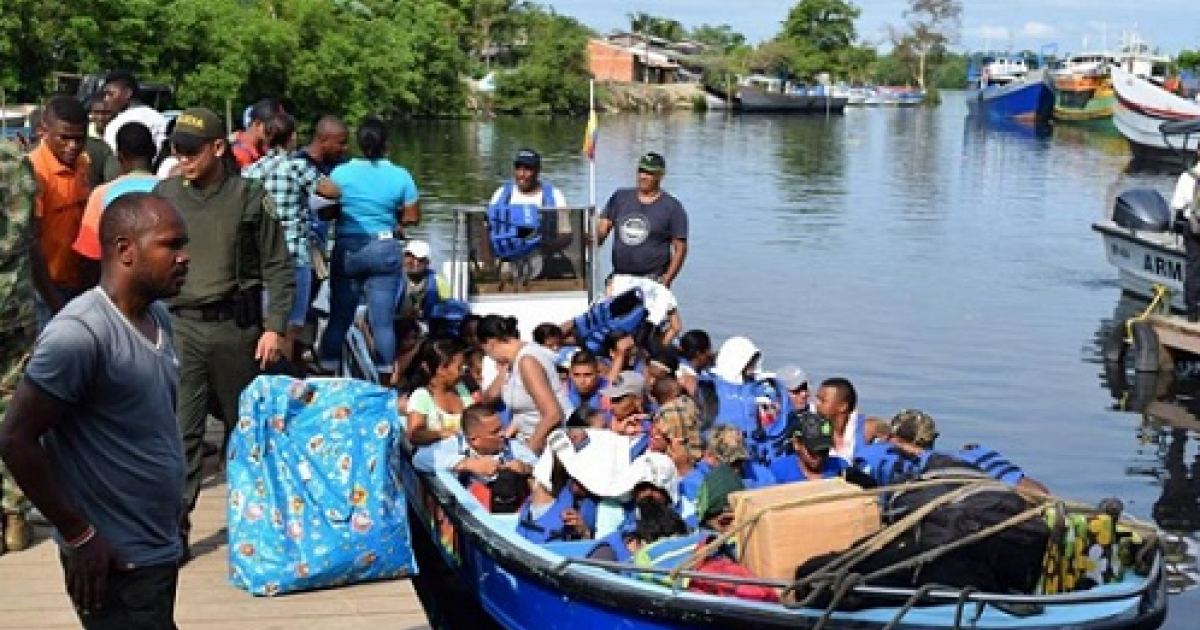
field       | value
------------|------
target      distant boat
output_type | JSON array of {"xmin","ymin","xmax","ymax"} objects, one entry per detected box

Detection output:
[
  {"xmin": 1111, "ymin": 65, "xmax": 1200, "ymax": 168},
  {"xmin": 734, "ymin": 75, "xmax": 846, "ymax": 114},
  {"xmin": 1050, "ymin": 37, "xmax": 1172, "ymax": 130},
  {"xmin": 966, "ymin": 54, "xmax": 1054, "ymax": 124}
]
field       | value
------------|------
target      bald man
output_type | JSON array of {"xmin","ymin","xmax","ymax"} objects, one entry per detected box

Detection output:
[{"xmin": 0, "ymin": 192, "xmax": 190, "ymax": 628}]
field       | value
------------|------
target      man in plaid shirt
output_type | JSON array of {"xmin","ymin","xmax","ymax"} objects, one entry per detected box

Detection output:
[{"xmin": 242, "ymin": 112, "xmax": 340, "ymax": 361}]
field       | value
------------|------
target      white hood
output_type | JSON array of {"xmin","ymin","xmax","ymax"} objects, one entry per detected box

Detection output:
[{"xmin": 712, "ymin": 336, "xmax": 760, "ymax": 383}]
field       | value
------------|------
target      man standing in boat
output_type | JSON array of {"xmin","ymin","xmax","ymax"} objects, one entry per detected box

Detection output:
[
  {"xmin": 1171, "ymin": 152, "xmax": 1200, "ymax": 321},
  {"xmin": 597, "ymin": 152, "xmax": 688, "ymax": 288}
]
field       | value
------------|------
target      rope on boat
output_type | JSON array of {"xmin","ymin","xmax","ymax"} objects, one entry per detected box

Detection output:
[{"xmin": 1124, "ymin": 283, "xmax": 1172, "ymax": 344}]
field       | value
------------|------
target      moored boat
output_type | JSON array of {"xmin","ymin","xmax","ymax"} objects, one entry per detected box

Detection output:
[
  {"xmin": 1050, "ymin": 53, "xmax": 1118, "ymax": 130},
  {"xmin": 1112, "ymin": 65, "xmax": 1200, "ymax": 169},
  {"xmin": 1092, "ymin": 187, "xmax": 1187, "ymax": 311},
  {"xmin": 966, "ymin": 54, "xmax": 1054, "ymax": 125}
]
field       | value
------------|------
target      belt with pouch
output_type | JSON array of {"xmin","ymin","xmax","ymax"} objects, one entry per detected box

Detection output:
[{"xmin": 170, "ymin": 301, "xmax": 236, "ymax": 322}]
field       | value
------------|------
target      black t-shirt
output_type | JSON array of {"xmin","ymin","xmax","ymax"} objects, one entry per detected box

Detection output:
[{"xmin": 601, "ymin": 188, "xmax": 688, "ymax": 276}]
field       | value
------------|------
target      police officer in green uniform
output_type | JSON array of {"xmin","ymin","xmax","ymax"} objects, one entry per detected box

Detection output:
[
  {"xmin": 153, "ymin": 108, "xmax": 294, "ymax": 551},
  {"xmin": 0, "ymin": 139, "xmax": 37, "ymax": 555}
]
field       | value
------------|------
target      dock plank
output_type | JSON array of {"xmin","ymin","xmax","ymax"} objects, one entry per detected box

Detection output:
[{"xmin": 0, "ymin": 458, "xmax": 431, "ymax": 630}]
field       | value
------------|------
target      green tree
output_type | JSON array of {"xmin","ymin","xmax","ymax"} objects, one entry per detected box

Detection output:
[
  {"xmin": 889, "ymin": 0, "xmax": 961, "ymax": 92},
  {"xmin": 494, "ymin": 7, "xmax": 590, "ymax": 114},
  {"xmin": 781, "ymin": 0, "xmax": 860, "ymax": 52},
  {"xmin": 1177, "ymin": 49, "xmax": 1200, "ymax": 71},
  {"xmin": 690, "ymin": 24, "xmax": 747, "ymax": 53}
]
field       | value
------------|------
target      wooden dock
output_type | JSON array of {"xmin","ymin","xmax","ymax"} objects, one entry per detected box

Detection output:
[
  {"xmin": 1142, "ymin": 314, "xmax": 1200, "ymax": 371},
  {"xmin": 0, "ymin": 444, "xmax": 432, "ymax": 630}
]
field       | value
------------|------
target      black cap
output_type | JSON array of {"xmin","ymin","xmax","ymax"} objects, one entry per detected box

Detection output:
[
  {"xmin": 788, "ymin": 411, "xmax": 835, "ymax": 453},
  {"xmin": 637, "ymin": 152, "xmax": 666, "ymax": 173},
  {"xmin": 514, "ymin": 148, "xmax": 541, "ymax": 168},
  {"xmin": 171, "ymin": 107, "xmax": 226, "ymax": 151}
]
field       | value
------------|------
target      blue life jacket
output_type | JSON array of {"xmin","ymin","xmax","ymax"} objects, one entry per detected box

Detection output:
[
  {"xmin": 589, "ymin": 529, "xmax": 634, "ymax": 563},
  {"xmin": 770, "ymin": 454, "xmax": 849, "ymax": 483},
  {"xmin": 701, "ymin": 376, "xmax": 794, "ymax": 468},
  {"xmin": 634, "ymin": 531, "xmax": 719, "ymax": 587},
  {"xmin": 486, "ymin": 181, "xmax": 555, "ymax": 260},
  {"xmin": 516, "ymin": 486, "xmax": 597, "ymax": 544},
  {"xmin": 428, "ymin": 298, "xmax": 470, "ymax": 338},
  {"xmin": 396, "ymin": 269, "xmax": 444, "ymax": 320},
  {"xmin": 573, "ymin": 288, "xmax": 648, "ymax": 353},
  {"xmin": 853, "ymin": 443, "xmax": 934, "ymax": 487},
  {"xmin": 954, "ymin": 444, "xmax": 1026, "ymax": 485}
]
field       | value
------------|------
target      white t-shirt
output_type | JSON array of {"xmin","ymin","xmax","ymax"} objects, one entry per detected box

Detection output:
[
  {"xmin": 1171, "ymin": 169, "xmax": 1199, "ymax": 211},
  {"xmin": 105, "ymin": 105, "xmax": 168, "ymax": 153},
  {"xmin": 609, "ymin": 274, "xmax": 677, "ymax": 325}
]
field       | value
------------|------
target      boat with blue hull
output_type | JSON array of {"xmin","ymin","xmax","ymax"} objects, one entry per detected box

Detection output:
[
  {"xmin": 383, "ymin": 206, "xmax": 1170, "ymax": 630},
  {"xmin": 967, "ymin": 54, "xmax": 1055, "ymax": 124}
]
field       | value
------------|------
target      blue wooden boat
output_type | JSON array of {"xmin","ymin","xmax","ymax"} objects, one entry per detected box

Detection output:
[
  {"xmin": 966, "ymin": 54, "xmax": 1055, "ymax": 124},
  {"xmin": 382, "ymin": 206, "xmax": 1170, "ymax": 630}
]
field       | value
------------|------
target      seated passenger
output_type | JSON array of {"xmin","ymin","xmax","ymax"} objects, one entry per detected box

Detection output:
[
  {"xmin": 769, "ymin": 411, "xmax": 849, "ymax": 483},
  {"xmin": 775, "ymin": 364, "xmax": 814, "ymax": 412},
  {"xmin": 565, "ymin": 348, "xmax": 609, "ymax": 415},
  {"xmin": 533, "ymin": 322, "xmax": 564, "ymax": 352},
  {"xmin": 587, "ymin": 495, "xmax": 689, "ymax": 563},
  {"xmin": 412, "ymin": 403, "xmax": 537, "ymax": 512},
  {"xmin": 695, "ymin": 463, "xmax": 744, "ymax": 536},
  {"xmin": 676, "ymin": 329, "xmax": 715, "ymax": 397},
  {"xmin": 406, "ymin": 339, "xmax": 474, "ymax": 446},
  {"xmin": 853, "ymin": 409, "xmax": 1050, "ymax": 493},
  {"xmin": 707, "ymin": 336, "xmax": 793, "ymax": 467},
  {"xmin": 605, "ymin": 371, "xmax": 652, "ymax": 457},
  {"xmin": 644, "ymin": 346, "xmax": 679, "ymax": 401},
  {"xmin": 650, "ymin": 375, "xmax": 702, "ymax": 465},
  {"xmin": 814, "ymin": 377, "xmax": 883, "ymax": 463},
  {"xmin": 396, "ymin": 240, "xmax": 451, "ymax": 324},
  {"xmin": 680, "ymin": 425, "xmax": 777, "ymax": 502}
]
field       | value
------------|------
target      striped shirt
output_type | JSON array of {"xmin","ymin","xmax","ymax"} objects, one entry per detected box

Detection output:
[{"xmin": 242, "ymin": 149, "xmax": 322, "ymax": 267}]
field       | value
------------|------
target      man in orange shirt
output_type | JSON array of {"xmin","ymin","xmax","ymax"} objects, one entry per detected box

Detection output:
[{"xmin": 25, "ymin": 96, "xmax": 93, "ymax": 326}]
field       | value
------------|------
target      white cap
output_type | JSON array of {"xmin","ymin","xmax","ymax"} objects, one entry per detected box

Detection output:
[
  {"xmin": 633, "ymin": 451, "xmax": 680, "ymax": 505},
  {"xmin": 405, "ymin": 240, "xmax": 431, "ymax": 260}
]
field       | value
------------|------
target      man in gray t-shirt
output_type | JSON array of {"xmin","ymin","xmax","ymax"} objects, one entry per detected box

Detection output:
[
  {"xmin": 0, "ymin": 192, "xmax": 189, "ymax": 628},
  {"xmin": 597, "ymin": 152, "xmax": 689, "ymax": 287}
]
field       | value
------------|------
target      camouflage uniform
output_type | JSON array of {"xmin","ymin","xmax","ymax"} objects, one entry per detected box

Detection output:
[
  {"xmin": 889, "ymin": 408, "xmax": 939, "ymax": 449},
  {"xmin": 0, "ymin": 140, "xmax": 36, "ymax": 516}
]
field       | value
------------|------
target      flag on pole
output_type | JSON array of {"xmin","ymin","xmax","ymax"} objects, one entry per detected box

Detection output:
[{"xmin": 582, "ymin": 110, "xmax": 597, "ymax": 161}]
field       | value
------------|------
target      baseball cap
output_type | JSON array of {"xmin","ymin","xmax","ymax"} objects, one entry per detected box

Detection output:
[
  {"xmin": 776, "ymin": 365, "xmax": 809, "ymax": 392},
  {"xmin": 405, "ymin": 240, "xmax": 431, "ymax": 260},
  {"xmin": 171, "ymin": 107, "xmax": 226, "ymax": 151},
  {"xmin": 602, "ymin": 371, "xmax": 646, "ymax": 400},
  {"xmin": 637, "ymin": 152, "xmax": 666, "ymax": 173},
  {"xmin": 514, "ymin": 148, "xmax": 541, "ymax": 168},
  {"xmin": 709, "ymin": 424, "xmax": 749, "ymax": 465},
  {"xmin": 890, "ymin": 409, "xmax": 939, "ymax": 448},
  {"xmin": 788, "ymin": 411, "xmax": 834, "ymax": 453}
]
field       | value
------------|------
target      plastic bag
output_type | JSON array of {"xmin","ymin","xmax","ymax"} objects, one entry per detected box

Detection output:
[{"xmin": 227, "ymin": 375, "xmax": 416, "ymax": 596}]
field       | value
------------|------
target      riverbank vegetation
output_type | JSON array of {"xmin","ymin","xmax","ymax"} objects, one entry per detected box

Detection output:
[{"xmin": 1, "ymin": 0, "xmax": 969, "ymax": 118}]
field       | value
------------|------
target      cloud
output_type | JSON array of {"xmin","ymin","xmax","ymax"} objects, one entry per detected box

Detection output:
[
  {"xmin": 970, "ymin": 25, "xmax": 1012, "ymax": 41},
  {"xmin": 1020, "ymin": 21, "xmax": 1058, "ymax": 39}
]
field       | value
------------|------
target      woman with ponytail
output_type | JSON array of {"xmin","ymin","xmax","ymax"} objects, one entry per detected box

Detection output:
[
  {"xmin": 477, "ymin": 315, "xmax": 570, "ymax": 454},
  {"xmin": 406, "ymin": 338, "xmax": 474, "ymax": 446}
]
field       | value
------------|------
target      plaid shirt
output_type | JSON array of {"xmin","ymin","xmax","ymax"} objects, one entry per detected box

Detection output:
[
  {"xmin": 653, "ymin": 394, "xmax": 702, "ymax": 462},
  {"xmin": 242, "ymin": 148, "xmax": 322, "ymax": 267}
]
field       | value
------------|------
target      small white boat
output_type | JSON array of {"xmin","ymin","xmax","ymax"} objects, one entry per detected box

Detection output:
[
  {"xmin": 1111, "ymin": 65, "xmax": 1200, "ymax": 168},
  {"xmin": 1092, "ymin": 187, "xmax": 1187, "ymax": 311}
]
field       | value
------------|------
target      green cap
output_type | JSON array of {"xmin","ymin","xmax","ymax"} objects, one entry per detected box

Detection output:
[
  {"xmin": 637, "ymin": 152, "xmax": 666, "ymax": 173},
  {"xmin": 171, "ymin": 107, "xmax": 226, "ymax": 149}
]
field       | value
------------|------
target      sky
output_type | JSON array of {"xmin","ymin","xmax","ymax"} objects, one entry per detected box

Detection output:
[{"xmin": 545, "ymin": 0, "xmax": 1199, "ymax": 55}]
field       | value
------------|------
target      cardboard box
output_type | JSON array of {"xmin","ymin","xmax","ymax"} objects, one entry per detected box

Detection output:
[{"xmin": 730, "ymin": 478, "xmax": 881, "ymax": 582}]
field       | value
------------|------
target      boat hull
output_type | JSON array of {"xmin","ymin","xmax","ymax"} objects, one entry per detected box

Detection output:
[
  {"xmin": 1111, "ymin": 66, "xmax": 1200, "ymax": 170},
  {"xmin": 1093, "ymin": 221, "xmax": 1187, "ymax": 311},
  {"xmin": 968, "ymin": 81, "xmax": 1054, "ymax": 124},
  {"xmin": 1051, "ymin": 73, "xmax": 1116, "ymax": 129},
  {"xmin": 736, "ymin": 88, "xmax": 846, "ymax": 114},
  {"xmin": 399, "ymin": 453, "xmax": 1168, "ymax": 630}
]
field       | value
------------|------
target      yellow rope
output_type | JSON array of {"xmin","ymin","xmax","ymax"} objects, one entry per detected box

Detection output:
[{"xmin": 1125, "ymin": 283, "xmax": 1172, "ymax": 344}]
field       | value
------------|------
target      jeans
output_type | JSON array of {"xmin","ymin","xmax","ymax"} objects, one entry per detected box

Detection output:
[{"xmin": 317, "ymin": 236, "xmax": 402, "ymax": 373}]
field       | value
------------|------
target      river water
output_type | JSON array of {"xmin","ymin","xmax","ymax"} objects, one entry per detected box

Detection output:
[{"xmin": 389, "ymin": 91, "xmax": 1200, "ymax": 628}]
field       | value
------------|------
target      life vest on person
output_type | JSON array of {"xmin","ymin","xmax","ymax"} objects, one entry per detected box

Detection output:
[
  {"xmin": 698, "ymin": 375, "xmax": 794, "ymax": 468},
  {"xmin": 516, "ymin": 486, "xmax": 597, "ymax": 544},
  {"xmin": 486, "ymin": 180, "xmax": 555, "ymax": 260},
  {"xmin": 852, "ymin": 442, "xmax": 933, "ymax": 487},
  {"xmin": 954, "ymin": 444, "xmax": 1026, "ymax": 485},
  {"xmin": 589, "ymin": 529, "xmax": 634, "ymax": 563},
  {"xmin": 428, "ymin": 298, "xmax": 470, "ymax": 339},
  {"xmin": 572, "ymin": 288, "xmax": 648, "ymax": 353},
  {"xmin": 633, "ymin": 530, "xmax": 713, "ymax": 587}
]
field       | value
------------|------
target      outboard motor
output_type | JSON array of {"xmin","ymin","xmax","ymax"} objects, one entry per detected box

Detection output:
[{"xmin": 1113, "ymin": 188, "xmax": 1173, "ymax": 232}]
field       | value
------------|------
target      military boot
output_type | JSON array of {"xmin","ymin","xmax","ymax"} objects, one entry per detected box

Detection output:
[{"xmin": 3, "ymin": 513, "xmax": 31, "ymax": 553}]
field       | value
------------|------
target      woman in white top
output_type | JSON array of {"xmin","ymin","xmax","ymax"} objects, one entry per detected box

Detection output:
[
  {"xmin": 407, "ymin": 339, "xmax": 475, "ymax": 446},
  {"xmin": 477, "ymin": 315, "xmax": 569, "ymax": 454}
]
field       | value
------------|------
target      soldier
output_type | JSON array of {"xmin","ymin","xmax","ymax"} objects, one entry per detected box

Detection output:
[
  {"xmin": 0, "ymin": 139, "xmax": 38, "ymax": 555},
  {"xmin": 153, "ymin": 107, "xmax": 294, "ymax": 556}
]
